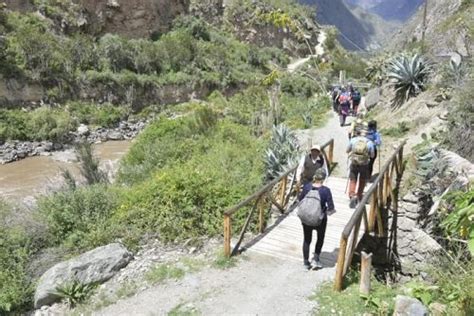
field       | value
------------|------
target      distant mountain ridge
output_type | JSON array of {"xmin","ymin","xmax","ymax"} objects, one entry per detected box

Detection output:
[{"xmin": 345, "ymin": 0, "xmax": 424, "ymax": 21}]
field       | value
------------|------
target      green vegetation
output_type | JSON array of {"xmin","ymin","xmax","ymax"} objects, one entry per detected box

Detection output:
[
  {"xmin": 55, "ymin": 279, "xmax": 96, "ymax": 308},
  {"xmin": 313, "ymin": 270, "xmax": 399, "ymax": 315},
  {"xmin": 264, "ymin": 124, "xmax": 299, "ymax": 181},
  {"xmin": 0, "ymin": 200, "xmax": 35, "ymax": 313},
  {"xmin": 441, "ymin": 79, "xmax": 473, "ymax": 161},
  {"xmin": 440, "ymin": 189, "xmax": 474, "ymax": 255},
  {"xmin": 387, "ymin": 54, "xmax": 431, "ymax": 105},
  {"xmin": 146, "ymin": 264, "xmax": 186, "ymax": 284},
  {"xmin": 168, "ymin": 303, "xmax": 201, "ymax": 316},
  {"xmin": 380, "ymin": 121, "xmax": 410, "ymax": 138}
]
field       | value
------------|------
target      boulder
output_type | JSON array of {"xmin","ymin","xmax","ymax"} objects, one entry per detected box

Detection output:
[
  {"xmin": 34, "ymin": 243, "xmax": 133, "ymax": 308},
  {"xmin": 393, "ymin": 295, "xmax": 428, "ymax": 316}
]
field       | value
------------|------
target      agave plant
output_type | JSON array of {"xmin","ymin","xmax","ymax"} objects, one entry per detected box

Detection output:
[
  {"xmin": 387, "ymin": 54, "xmax": 431, "ymax": 104},
  {"xmin": 264, "ymin": 124, "xmax": 300, "ymax": 181}
]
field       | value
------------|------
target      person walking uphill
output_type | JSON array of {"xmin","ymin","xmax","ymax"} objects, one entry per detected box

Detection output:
[
  {"xmin": 296, "ymin": 144, "xmax": 329, "ymax": 187},
  {"xmin": 346, "ymin": 128, "xmax": 375, "ymax": 209},
  {"xmin": 297, "ymin": 169, "xmax": 335, "ymax": 270},
  {"xmin": 366, "ymin": 120, "xmax": 382, "ymax": 180}
]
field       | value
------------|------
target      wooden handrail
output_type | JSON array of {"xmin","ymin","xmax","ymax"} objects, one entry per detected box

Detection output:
[
  {"xmin": 223, "ymin": 138, "xmax": 335, "ymax": 257},
  {"xmin": 334, "ymin": 140, "xmax": 406, "ymax": 291}
]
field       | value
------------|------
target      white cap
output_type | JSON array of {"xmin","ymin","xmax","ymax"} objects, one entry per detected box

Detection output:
[{"xmin": 311, "ymin": 145, "xmax": 321, "ymax": 151}]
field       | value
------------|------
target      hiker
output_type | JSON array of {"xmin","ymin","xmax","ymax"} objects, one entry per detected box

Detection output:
[
  {"xmin": 366, "ymin": 120, "xmax": 382, "ymax": 179},
  {"xmin": 346, "ymin": 128, "xmax": 375, "ymax": 208},
  {"xmin": 297, "ymin": 168, "xmax": 335, "ymax": 270},
  {"xmin": 296, "ymin": 144, "xmax": 329, "ymax": 187},
  {"xmin": 331, "ymin": 86, "xmax": 341, "ymax": 112},
  {"xmin": 351, "ymin": 88, "xmax": 362, "ymax": 115},
  {"xmin": 338, "ymin": 87, "xmax": 351, "ymax": 127},
  {"xmin": 348, "ymin": 113, "xmax": 367, "ymax": 139}
]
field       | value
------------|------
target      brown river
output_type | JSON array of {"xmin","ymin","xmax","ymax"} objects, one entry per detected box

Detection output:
[{"xmin": 0, "ymin": 141, "xmax": 131, "ymax": 203}]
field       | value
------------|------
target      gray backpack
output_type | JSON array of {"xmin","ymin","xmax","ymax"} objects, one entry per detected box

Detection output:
[{"xmin": 297, "ymin": 189, "xmax": 324, "ymax": 226}]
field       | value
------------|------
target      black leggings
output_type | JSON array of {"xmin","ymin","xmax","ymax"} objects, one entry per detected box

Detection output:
[
  {"xmin": 302, "ymin": 217, "xmax": 328, "ymax": 261},
  {"xmin": 368, "ymin": 147, "xmax": 378, "ymax": 177}
]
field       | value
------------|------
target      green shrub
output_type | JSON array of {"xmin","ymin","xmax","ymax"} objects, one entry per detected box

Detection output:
[
  {"xmin": 27, "ymin": 107, "xmax": 75, "ymax": 142},
  {"xmin": 38, "ymin": 185, "xmax": 120, "ymax": 250},
  {"xmin": 440, "ymin": 189, "xmax": 474, "ymax": 255},
  {"xmin": 0, "ymin": 109, "xmax": 29, "ymax": 141},
  {"xmin": 68, "ymin": 102, "xmax": 129, "ymax": 127},
  {"xmin": 115, "ymin": 118, "xmax": 264, "ymax": 242},
  {"xmin": 0, "ymin": 200, "xmax": 34, "ymax": 314}
]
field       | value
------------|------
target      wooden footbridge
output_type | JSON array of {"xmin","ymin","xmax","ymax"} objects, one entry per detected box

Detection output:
[{"xmin": 223, "ymin": 139, "xmax": 406, "ymax": 290}]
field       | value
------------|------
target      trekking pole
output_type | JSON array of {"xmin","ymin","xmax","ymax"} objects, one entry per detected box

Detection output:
[{"xmin": 345, "ymin": 157, "xmax": 351, "ymax": 194}]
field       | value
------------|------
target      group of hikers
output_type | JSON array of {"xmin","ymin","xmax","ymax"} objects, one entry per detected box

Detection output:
[
  {"xmin": 331, "ymin": 83, "xmax": 362, "ymax": 127},
  {"xmin": 295, "ymin": 86, "xmax": 382, "ymax": 270}
]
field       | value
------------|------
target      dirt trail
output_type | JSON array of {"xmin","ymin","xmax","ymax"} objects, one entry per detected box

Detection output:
[{"xmin": 94, "ymin": 113, "xmax": 353, "ymax": 316}]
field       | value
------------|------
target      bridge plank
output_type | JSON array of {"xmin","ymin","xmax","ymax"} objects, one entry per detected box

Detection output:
[{"xmin": 247, "ymin": 176, "xmax": 365, "ymax": 264}]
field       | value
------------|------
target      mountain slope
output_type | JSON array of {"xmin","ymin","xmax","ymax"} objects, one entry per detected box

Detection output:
[
  {"xmin": 299, "ymin": 0, "xmax": 397, "ymax": 51},
  {"xmin": 346, "ymin": 0, "xmax": 424, "ymax": 21}
]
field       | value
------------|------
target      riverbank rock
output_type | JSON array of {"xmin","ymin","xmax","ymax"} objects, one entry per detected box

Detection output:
[
  {"xmin": 394, "ymin": 295, "xmax": 428, "ymax": 316},
  {"xmin": 34, "ymin": 243, "xmax": 133, "ymax": 308}
]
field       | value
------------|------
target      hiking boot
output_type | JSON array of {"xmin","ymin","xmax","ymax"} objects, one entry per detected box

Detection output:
[
  {"xmin": 304, "ymin": 260, "xmax": 311, "ymax": 270},
  {"xmin": 311, "ymin": 255, "xmax": 323, "ymax": 269},
  {"xmin": 349, "ymin": 197, "xmax": 358, "ymax": 209}
]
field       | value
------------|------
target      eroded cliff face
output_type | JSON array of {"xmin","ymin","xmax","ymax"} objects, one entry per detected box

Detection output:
[
  {"xmin": 3, "ymin": 0, "xmax": 190, "ymax": 38},
  {"xmin": 78, "ymin": 0, "xmax": 189, "ymax": 38}
]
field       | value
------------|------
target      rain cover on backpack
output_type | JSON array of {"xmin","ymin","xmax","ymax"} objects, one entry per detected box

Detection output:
[{"xmin": 297, "ymin": 189, "xmax": 323, "ymax": 226}]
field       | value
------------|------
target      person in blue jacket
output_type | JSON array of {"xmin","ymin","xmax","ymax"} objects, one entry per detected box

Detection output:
[
  {"xmin": 366, "ymin": 120, "xmax": 382, "ymax": 179},
  {"xmin": 298, "ymin": 169, "xmax": 335, "ymax": 270}
]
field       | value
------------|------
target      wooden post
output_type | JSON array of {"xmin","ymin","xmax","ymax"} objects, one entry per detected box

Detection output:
[
  {"xmin": 279, "ymin": 177, "xmax": 287, "ymax": 206},
  {"xmin": 329, "ymin": 140, "xmax": 334, "ymax": 166},
  {"xmin": 360, "ymin": 252, "xmax": 373, "ymax": 295},
  {"xmin": 344, "ymin": 215, "xmax": 362, "ymax": 275},
  {"xmin": 334, "ymin": 237, "xmax": 348, "ymax": 291},
  {"xmin": 368, "ymin": 191, "xmax": 377, "ymax": 233},
  {"xmin": 258, "ymin": 196, "xmax": 266, "ymax": 233},
  {"xmin": 224, "ymin": 214, "xmax": 231, "ymax": 257}
]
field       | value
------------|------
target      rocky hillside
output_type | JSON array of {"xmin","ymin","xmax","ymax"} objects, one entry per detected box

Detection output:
[
  {"xmin": 298, "ymin": 0, "xmax": 397, "ymax": 50},
  {"xmin": 391, "ymin": 0, "xmax": 473, "ymax": 57},
  {"xmin": 3, "ymin": 0, "xmax": 190, "ymax": 38}
]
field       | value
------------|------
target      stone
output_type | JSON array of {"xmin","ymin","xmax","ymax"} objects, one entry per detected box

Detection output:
[
  {"xmin": 393, "ymin": 295, "xmax": 428, "ymax": 316},
  {"xmin": 107, "ymin": 131, "xmax": 123, "ymax": 141},
  {"xmin": 77, "ymin": 124, "xmax": 90, "ymax": 136},
  {"xmin": 34, "ymin": 243, "xmax": 133, "ymax": 308},
  {"xmin": 402, "ymin": 192, "xmax": 418, "ymax": 204}
]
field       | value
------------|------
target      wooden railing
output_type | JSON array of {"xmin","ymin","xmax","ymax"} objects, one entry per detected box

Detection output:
[
  {"xmin": 223, "ymin": 139, "xmax": 335, "ymax": 257},
  {"xmin": 334, "ymin": 140, "xmax": 406, "ymax": 291}
]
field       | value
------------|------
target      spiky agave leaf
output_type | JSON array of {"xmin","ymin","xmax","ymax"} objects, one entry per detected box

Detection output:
[
  {"xmin": 264, "ymin": 124, "xmax": 300, "ymax": 181},
  {"xmin": 387, "ymin": 54, "xmax": 431, "ymax": 105}
]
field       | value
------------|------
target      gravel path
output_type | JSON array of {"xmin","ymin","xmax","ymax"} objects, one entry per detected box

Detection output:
[{"xmin": 95, "ymin": 254, "xmax": 334, "ymax": 316}]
